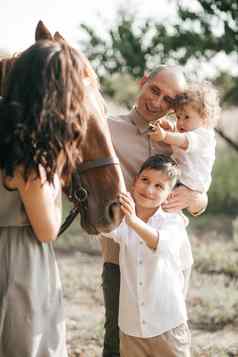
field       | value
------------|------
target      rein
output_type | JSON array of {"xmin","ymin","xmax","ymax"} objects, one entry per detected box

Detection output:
[{"xmin": 58, "ymin": 157, "xmax": 120, "ymax": 236}]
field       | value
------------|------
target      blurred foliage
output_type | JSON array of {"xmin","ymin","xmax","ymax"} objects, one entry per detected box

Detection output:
[
  {"xmin": 214, "ymin": 72, "xmax": 238, "ymax": 108},
  {"xmin": 188, "ymin": 213, "xmax": 233, "ymax": 239},
  {"xmin": 80, "ymin": 9, "xmax": 152, "ymax": 80},
  {"xmin": 232, "ymin": 217, "xmax": 238, "ymax": 247},
  {"xmin": 193, "ymin": 349, "xmax": 238, "ymax": 357},
  {"xmin": 192, "ymin": 240, "xmax": 238, "ymax": 278},
  {"xmin": 80, "ymin": 0, "xmax": 238, "ymax": 105},
  {"xmin": 190, "ymin": 233, "xmax": 238, "ymax": 331},
  {"xmin": 103, "ymin": 72, "xmax": 138, "ymax": 108},
  {"xmin": 207, "ymin": 147, "xmax": 238, "ymax": 214},
  {"xmin": 163, "ymin": 1, "xmax": 238, "ymax": 63},
  {"xmin": 80, "ymin": 9, "xmax": 158, "ymax": 101},
  {"xmin": 174, "ymin": 0, "xmax": 238, "ymax": 106},
  {"xmin": 188, "ymin": 271, "xmax": 238, "ymax": 330}
]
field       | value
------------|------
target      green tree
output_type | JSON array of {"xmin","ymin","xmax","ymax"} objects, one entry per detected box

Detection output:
[
  {"xmin": 160, "ymin": 0, "xmax": 238, "ymax": 106},
  {"xmin": 80, "ymin": 10, "xmax": 152, "ymax": 80},
  {"xmin": 80, "ymin": 8, "xmax": 163, "ymax": 105},
  {"xmin": 80, "ymin": 1, "xmax": 238, "ymax": 105}
]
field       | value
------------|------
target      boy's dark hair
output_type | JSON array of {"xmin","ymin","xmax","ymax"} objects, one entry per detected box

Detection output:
[{"xmin": 138, "ymin": 154, "xmax": 180, "ymax": 189}]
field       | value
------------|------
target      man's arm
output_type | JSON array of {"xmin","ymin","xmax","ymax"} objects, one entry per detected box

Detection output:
[{"xmin": 162, "ymin": 185, "xmax": 208, "ymax": 215}]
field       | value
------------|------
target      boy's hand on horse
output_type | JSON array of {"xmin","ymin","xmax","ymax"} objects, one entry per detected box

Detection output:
[{"xmin": 119, "ymin": 192, "xmax": 137, "ymax": 225}]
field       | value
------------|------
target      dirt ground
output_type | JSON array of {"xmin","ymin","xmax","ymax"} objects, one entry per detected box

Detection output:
[
  {"xmin": 56, "ymin": 244, "xmax": 238, "ymax": 357},
  {"xmin": 57, "ymin": 249, "xmax": 104, "ymax": 357}
]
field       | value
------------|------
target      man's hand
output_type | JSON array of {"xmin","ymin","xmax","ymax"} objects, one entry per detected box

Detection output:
[{"xmin": 162, "ymin": 185, "xmax": 207, "ymax": 214}]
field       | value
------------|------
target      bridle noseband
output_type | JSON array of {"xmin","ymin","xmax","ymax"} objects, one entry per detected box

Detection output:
[{"xmin": 58, "ymin": 157, "xmax": 120, "ymax": 236}]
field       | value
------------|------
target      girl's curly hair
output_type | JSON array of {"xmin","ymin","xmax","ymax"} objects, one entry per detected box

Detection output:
[
  {"xmin": 174, "ymin": 81, "xmax": 221, "ymax": 128},
  {"xmin": 0, "ymin": 40, "xmax": 93, "ymax": 183}
]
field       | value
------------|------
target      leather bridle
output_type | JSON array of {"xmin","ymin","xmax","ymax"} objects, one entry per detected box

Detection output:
[{"xmin": 58, "ymin": 157, "xmax": 120, "ymax": 236}]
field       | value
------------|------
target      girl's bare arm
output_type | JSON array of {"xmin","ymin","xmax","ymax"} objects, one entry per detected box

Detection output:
[{"xmin": 149, "ymin": 124, "xmax": 188, "ymax": 150}]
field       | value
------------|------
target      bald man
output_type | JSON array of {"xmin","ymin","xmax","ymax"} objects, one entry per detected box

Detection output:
[{"xmin": 101, "ymin": 65, "xmax": 207, "ymax": 357}]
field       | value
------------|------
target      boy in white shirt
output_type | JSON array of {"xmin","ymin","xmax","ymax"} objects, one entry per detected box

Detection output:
[
  {"xmin": 149, "ymin": 81, "xmax": 221, "ymax": 193},
  {"xmin": 104, "ymin": 154, "xmax": 192, "ymax": 357}
]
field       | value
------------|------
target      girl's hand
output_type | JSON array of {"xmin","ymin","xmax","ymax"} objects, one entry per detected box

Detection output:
[
  {"xmin": 158, "ymin": 118, "xmax": 175, "ymax": 132},
  {"xmin": 119, "ymin": 192, "xmax": 137, "ymax": 225},
  {"xmin": 149, "ymin": 123, "xmax": 166, "ymax": 142}
]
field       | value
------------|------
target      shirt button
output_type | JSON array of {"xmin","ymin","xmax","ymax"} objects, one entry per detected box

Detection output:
[
  {"xmin": 142, "ymin": 320, "xmax": 146, "ymax": 324},
  {"xmin": 141, "ymin": 302, "xmax": 145, "ymax": 306},
  {"xmin": 140, "ymin": 241, "xmax": 143, "ymax": 245},
  {"xmin": 139, "ymin": 260, "xmax": 143, "ymax": 265},
  {"xmin": 139, "ymin": 282, "xmax": 143, "ymax": 286}
]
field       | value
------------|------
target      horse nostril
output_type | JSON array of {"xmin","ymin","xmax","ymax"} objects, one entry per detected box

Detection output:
[
  {"xmin": 107, "ymin": 201, "xmax": 121, "ymax": 225},
  {"xmin": 108, "ymin": 201, "xmax": 118, "ymax": 220}
]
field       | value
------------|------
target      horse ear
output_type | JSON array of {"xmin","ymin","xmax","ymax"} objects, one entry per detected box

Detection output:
[
  {"xmin": 35, "ymin": 20, "xmax": 53, "ymax": 41},
  {"xmin": 54, "ymin": 31, "xmax": 66, "ymax": 43}
]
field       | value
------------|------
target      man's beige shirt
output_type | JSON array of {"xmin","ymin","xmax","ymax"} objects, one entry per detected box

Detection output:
[{"xmin": 100, "ymin": 109, "xmax": 172, "ymax": 264}]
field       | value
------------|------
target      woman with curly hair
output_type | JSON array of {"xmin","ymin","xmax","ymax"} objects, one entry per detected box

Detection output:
[{"xmin": 0, "ymin": 40, "xmax": 92, "ymax": 357}]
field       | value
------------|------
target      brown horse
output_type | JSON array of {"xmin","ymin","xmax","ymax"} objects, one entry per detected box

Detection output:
[{"xmin": 0, "ymin": 21, "xmax": 125, "ymax": 235}]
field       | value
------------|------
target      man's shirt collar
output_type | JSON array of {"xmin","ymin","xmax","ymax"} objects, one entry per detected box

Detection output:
[{"xmin": 129, "ymin": 107, "xmax": 150, "ymax": 135}]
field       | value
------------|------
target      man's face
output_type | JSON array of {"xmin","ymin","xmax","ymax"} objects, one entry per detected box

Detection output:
[{"xmin": 136, "ymin": 69, "xmax": 187, "ymax": 122}]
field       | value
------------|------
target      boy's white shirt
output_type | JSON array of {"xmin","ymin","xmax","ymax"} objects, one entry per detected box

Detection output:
[
  {"xmin": 172, "ymin": 127, "xmax": 216, "ymax": 192},
  {"xmin": 102, "ymin": 207, "xmax": 193, "ymax": 338}
]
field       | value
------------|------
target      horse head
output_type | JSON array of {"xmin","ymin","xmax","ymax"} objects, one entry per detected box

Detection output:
[{"xmin": 0, "ymin": 21, "xmax": 126, "ymax": 235}]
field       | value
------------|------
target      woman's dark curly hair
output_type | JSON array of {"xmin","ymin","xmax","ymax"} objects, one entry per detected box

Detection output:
[{"xmin": 0, "ymin": 40, "xmax": 89, "ymax": 183}]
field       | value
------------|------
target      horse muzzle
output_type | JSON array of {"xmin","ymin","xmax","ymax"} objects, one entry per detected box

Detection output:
[{"xmin": 81, "ymin": 199, "xmax": 123, "ymax": 235}]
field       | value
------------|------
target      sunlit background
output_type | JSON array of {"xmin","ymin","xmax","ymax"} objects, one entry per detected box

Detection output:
[
  {"xmin": 1, "ymin": 2, "xmax": 238, "ymax": 355},
  {"xmin": 1, "ymin": 0, "xmax": 174, "ymax": 52}
]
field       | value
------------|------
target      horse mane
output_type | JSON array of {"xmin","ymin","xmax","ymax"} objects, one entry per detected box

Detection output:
[{"xmin": 0, "ymin": 54, "xmax": 18, "ymax": 96}]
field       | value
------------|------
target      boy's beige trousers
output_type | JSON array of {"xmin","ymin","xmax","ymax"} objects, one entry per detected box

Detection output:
[{"xmin": 120, "ymin": 323, "xmax": 191, "ymax": 357}]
